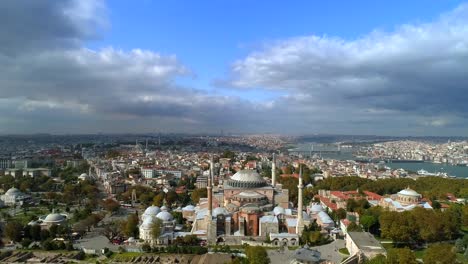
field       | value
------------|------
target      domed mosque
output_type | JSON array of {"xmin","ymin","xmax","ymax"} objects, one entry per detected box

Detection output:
[
  {"xmin": 139, "ymin": 202, "xmax": 177, "ymax": 245},
  {"xmin": 379, "ymin": 186, "xmax": 432, "ymax": 211},
  {"xmin": 190, "ymin": 155, "xmax": 309, "ymax": 246},
  {"xmin": 1, "ymin": 187, "xmax": 29, "ymax": 206}
]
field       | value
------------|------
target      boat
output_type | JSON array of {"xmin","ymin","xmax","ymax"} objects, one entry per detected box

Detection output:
[{"xmin": 417, "ymin": 169, "xmax": 453, "ymax": 178}]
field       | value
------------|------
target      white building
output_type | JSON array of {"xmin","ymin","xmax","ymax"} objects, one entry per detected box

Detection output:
[
  {"xmin": 139, "ymin": 205, "xmax": 176, "ymax": 245},
  {"xmin": 1, "ymin": 187, "xmax": 28, "ymax": 206}
]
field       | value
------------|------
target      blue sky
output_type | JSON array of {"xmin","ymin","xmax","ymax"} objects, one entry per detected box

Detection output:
[
  {"xmin": 98, "ymin": 0, "xmax": 464, "ymax": 98},
  {"xmin": 1, "ymin": 0, "xmax": 468, "ymax": 135}
]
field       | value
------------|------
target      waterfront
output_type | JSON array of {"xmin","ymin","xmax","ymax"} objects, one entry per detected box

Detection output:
[{"xmin": 385, "ymin": 162, "xmax": 468, "ymax": 178}]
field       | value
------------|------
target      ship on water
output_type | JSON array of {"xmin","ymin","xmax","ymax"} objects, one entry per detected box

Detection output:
[{"xmin": 417, "ymin": 169, "xmax": 455, "ymax": 178}]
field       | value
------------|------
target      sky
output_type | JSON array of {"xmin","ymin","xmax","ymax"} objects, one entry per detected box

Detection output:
[{"xmin": 1, "ymin": 0, "xmax": 468, "ymax": 136}]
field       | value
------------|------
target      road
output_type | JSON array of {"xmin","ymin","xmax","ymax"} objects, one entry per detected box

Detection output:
[{"xmin": 268, "ymin": 239, "xmax": 345, "ymax": 264}]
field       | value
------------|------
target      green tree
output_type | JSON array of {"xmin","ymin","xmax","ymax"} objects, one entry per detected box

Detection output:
[
  {"xmin": 153, "ymin": 192, "xmax": 165, "ymax": 206},
  {"xmin": 245, "ymin": 246, "xmax": 270, "ymax": 264},
  {"xmin": 150, "ymin": 218, "xmax": 163, "ymax": 241},
  {"xmin": 423, "ymin": 244, "xmax": 456, "ymax": 264},
  {"xmin": 347, "ymin": 222, "xmax": 362, "ymax": 232},
  {"xmin": 360, "ymin": 215, "xmax": 377, "ymax": 232},
  {"xmin": 5, "ymin": 222, "xmax": 23, "ymax": 242},
  {"xmin": 101, "ymin": 198, "xmax": 120, "ymax": 215},
  {"xmin": 191, "ymin": 188, "xmax": 207, "ymax": 204},
  {"xmin": 364, "ymin": 254, "xmax": 386, "ymax": 264},
  {"xmin": 123, "ymin": 214, "xmax": 139, "ymax": 238},
  {"xmin": 386, "ymin": 248, "xmax": 417, "ymax": 264}
]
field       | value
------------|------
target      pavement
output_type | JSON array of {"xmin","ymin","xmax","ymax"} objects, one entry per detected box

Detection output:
[
  {"xmin": 268, "ymin": 239, "xmax": 345, "ymax": 264},
  {"xmin": 74, "ymin": 234, "xmax": 120, "ymax": 252}
]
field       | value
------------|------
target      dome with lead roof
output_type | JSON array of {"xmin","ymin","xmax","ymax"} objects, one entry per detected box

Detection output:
[
  {"xmin": 227, "ymin": 170, "xmax": 267, "ymax": 188},
  {"xmin": 156, "ymin": 211, "xmax": 173, "ymax": 221},
  {"xmin": 398, "ymin": 187, "xmax": 421, "ymax": 197},
  {"xmin": 43, "ymin": 213, "xmax": 66, "ymax": 223}
]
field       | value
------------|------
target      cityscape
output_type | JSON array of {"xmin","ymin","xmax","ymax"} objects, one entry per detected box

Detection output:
[{"xmin": 1, "ymin": 1, "xmax": 468, "ymax": 264}]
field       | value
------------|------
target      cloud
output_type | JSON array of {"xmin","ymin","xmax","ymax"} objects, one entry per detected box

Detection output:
[
  {"xmin": 0, "ymin": 0, "xmax": 106, "ymax": 54},
  {"xmin": 220, "ymin": 4, "xmax": 468, "ymax": 134},
  {"xmin": 2, "ymin": 1, "xmax": 468, "ymax": 135},
  {"xmin": 0, "ymin": 0, "xmax": 266, "ymax": 134}
]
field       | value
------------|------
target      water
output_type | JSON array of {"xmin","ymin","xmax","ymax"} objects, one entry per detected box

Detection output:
[
  {"xmin": 291, "ymin": 143, "xmax": 468, "ymax": 178},
  {"xmin": 385, "ymin": 162, "xmax": 468, "ymax": 178}
]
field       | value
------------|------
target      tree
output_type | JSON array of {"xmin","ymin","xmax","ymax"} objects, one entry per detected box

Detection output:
[
  {"xmin": 191, "ymin": 188, "xmax": 207, "ymax": 204},
  {"xmin": 101, "ymin": 198, "xmax": 121, "ymax": 215},
  {"xmin": 334, "ymin": 208, "xmax": 347, "ymax": 220},
  {"xmin": 386, "ymin": 248, "xmax": 417, "ymax": 264},
  {"xmin": 364, "ymin": 254, "xmax": 386, "ymax": 264},
  {"xmin": 142, "ymin": 243, "xmax": 151, "ymax": 253},
  {"xmin": 423, "ymin": 244, "xmax": 456, "ymax": 264},
  {"xmin": 455, "ymin": 238, "xmax": 465, "ymax": 253},
  {"xmin": 5, "ymin": 222, "xmax": 23, "ymax": 242},
  {"xmin": 30, "ymin": 225, "xmax": 41, "ymax": 241},
  {"xmin": 150, "ymin": 218, "xmax": 163, "ymax": 241},
  {"xmin": 360, "ymin": 215, "xmax": 377, "ymax": 232},
  {"xmin": 347, "ymin": 222, "xmax": 362, "ymax": 232},
  {"xmin": 245, "ymin": 246, "xmax": 270, "ymax": 264},
  {"xmin": 123, "ymin": 213, "xmax": 139, "ymax": 238},
  {"xmin": 153, "ymin": 192, "xmax": 165, "ymax": 207},
  {"xmin": 101, "ymin": 221, "xmax": 122, "ymax": 241},
  {"xmin": 166, "ymin": 190, "xmax": 178, "ymax": 206}
]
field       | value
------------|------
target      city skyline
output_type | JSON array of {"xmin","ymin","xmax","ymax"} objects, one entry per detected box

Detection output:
[{"xmin": 1, "ymin": 0, "xmax": 468, "ymax": 136}]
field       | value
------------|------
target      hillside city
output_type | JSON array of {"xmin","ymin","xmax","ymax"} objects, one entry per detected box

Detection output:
[{"xmin": 0, "ymin": 134, "xmax": 467, "ymax": 263}]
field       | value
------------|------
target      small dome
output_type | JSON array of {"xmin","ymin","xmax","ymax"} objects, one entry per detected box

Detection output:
[
  {"xmin": 79, "ymin": 173, "xmax": 88, "ymax": 177},
  {"xmin": 156, "ymin": 211, "xmax": 173, "ymax": 221},
  {"xmin": 44, "ymin": 213, "xmax": 65, "ymax": 223},
  {"xmin": 160, "ymin": 205, "xmax": 168, "ymax": 211},
  {"xmin": 5, "ymin": 187, "xmax": 22, "ymax": 196},
  {"xmin": 398, "ymin": 188, "xmax": 420, "ymax": 197},
  {"xmin": 182, "ymin": 205, "xmax": 195, "ymax": 211},
  {"xmin": 273, "ymin": 206, "xmax": 286, "ymax": 216},
  {"xmin": 212, "ymin": 207, "xmax": 228, "ymax": 217}
]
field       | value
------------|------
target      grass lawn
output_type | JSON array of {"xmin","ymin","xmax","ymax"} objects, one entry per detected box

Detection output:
[
  {"xmin": 457, "ymin": 253, "xmax": 468, "ymax": 264},
  {"xmin": 111, "ymin": 252, "xmax": 144, "ymax": 261},
  {"xmin": 338, "ymin": 248, "xmax": 350, "ymax": 255},
  {"xmin": 413, "ymin": 248, "xmax": 426, "ymax": 259}
]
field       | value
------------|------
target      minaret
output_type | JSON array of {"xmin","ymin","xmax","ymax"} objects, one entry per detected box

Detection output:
[
  {"xmin": 210, "ymin": 155, "xmax": 215, "ymax": 185},
  {"xmin": 207, "ymin": 174, "xmax": 213, "ymax": 218},
  {"xmin": 296, "ymin": 165, "xmax": 304, "ymax": 234},
  {"xmin": 272, "ymin": 153, "xmax": 276, "ymax": 187}
]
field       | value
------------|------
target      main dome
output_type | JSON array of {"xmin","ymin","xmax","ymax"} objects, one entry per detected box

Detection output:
[
  {"xmin": 44, "ymin": 213, "xmax": 66, "ymax": 223},
  {"xmin": 227, "ymin": 170, "xmax": 267, "ymax": 188},
  {"xmin": 398, "ymin": 188, "xmax": 420, "ymax": 197}
]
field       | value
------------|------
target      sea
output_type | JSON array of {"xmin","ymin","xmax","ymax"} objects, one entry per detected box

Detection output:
[{"xmin": 291, "ymin": 143, "xmax": 468, "ymax": 178}]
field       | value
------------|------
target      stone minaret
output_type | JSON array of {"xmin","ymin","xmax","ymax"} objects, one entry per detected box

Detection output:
[
  {"xmin": 207, "ymin": 175, "xmax": 213, "ymax": 217},
  {"xmin": 210, "ymin": 156, "xmax": 215, "ymax": 185},
  {"xmin": 206, "ymin": 173, "xmax": 215, "ymax": 243},
  {"xmin": 296, "ymin": 165, "xmax": 304, "ymax": 234},
  {"xmin": 272, "ymin": 153, "xmax": 276, "ymax": 187}
]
